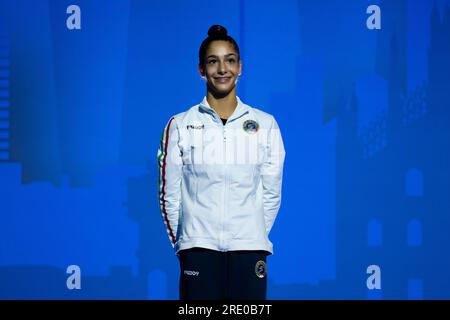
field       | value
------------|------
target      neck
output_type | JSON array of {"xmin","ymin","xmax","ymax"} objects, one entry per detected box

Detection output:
[{"xmin": 206, "ymin": 89, "xmax": 238, "ymax": 119}]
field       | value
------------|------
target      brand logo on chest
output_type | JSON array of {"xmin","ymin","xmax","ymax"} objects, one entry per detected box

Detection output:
[
  {"xmin": 243, "ymin": 120, "xmax": 259, "ymax": 134},
  {"xmin": 187, "ymin": 124, "xmax": 205, "ymax": 130}
]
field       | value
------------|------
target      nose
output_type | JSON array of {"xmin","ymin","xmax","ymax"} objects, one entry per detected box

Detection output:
[{"xmin": 218, "ymin": 60, "xmax": 227, "ymax": 74}]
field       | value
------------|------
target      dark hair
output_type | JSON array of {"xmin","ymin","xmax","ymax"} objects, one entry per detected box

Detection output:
[{"xmin": 198, "ymin": 25, "xmax": 240, "ymax": 68}]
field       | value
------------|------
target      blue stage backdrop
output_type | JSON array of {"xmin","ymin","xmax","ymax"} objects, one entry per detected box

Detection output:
[{"xmin": 0, "ymin": 0, "xmax": 449, "ymax": 300}]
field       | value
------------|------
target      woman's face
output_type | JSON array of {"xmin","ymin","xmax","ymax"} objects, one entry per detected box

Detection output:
[{"xmin": 200, "ymin": 40, "xmax": 242, "ymax": 96}]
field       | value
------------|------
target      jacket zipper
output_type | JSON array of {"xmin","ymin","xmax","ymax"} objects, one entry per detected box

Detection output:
[
  {"xmin": 222, "ymin": 120, "xmax": 227, "ymax": 251},
  {"xmin": 207, "ymin": 108, "xmax": 245, "ymax": 251}
]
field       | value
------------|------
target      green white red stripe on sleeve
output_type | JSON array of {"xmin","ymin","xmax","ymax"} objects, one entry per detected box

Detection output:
[{"xmin": 157, "ymin": 117, "xmax": 177, "ymax": 247}]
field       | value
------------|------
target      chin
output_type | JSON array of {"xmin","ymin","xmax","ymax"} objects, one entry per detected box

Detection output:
[
  {"xmin": 215, "ymin": 88, "xmax": 233, "ymax": 96},
  {"xmin": 208, "ymin": 83, "xmax": 235, "ymax": 96}
]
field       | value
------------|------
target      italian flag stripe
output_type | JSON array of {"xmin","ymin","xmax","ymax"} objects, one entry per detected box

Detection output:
[{"xmin": 158, "ymin": 117, "xmax": 176, "ymax": 245}]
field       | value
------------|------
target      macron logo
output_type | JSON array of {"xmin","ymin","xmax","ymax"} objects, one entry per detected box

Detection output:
[{"xmin": 184, "ymin": 270, "xmax": 200, "ymax": 276}]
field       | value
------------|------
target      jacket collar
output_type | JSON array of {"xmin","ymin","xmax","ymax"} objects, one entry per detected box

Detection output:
[{"xmin": 199, "ymin": 95, "xmax": 250, "ymax": 123}]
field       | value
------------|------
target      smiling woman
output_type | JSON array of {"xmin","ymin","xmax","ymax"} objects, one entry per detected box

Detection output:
[
  {"xmin": 198, "ymin": 25, "xmax": 242, "ymax": 114},
  {"xmin": 157, "ymin": 24, "xmax": 286, "ymax": 300}
]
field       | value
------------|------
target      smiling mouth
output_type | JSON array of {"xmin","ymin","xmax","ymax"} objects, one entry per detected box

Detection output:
[{"xmin": 214, "ymin": 77, "xmax": 231, "ymax": 83}]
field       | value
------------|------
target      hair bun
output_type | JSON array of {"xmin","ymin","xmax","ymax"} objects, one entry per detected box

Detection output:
[{"xmin": 208, "ymin": 25, "xmax": 228, "ymax": 37}]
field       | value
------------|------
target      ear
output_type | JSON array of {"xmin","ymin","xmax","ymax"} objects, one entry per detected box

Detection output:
[
  {"xmin": 238, "ymin": 60, "xmax": 243, "ymax": 75},
  {"xmin": 198, "ymin": 64, "xmax": 205, "ymax": 77}
]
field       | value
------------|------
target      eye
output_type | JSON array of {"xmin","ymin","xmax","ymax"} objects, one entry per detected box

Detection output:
[
  {"xmin": 228, "ymin": 58, "xmax": 236, "ymax": 63},
  {"xmin": 208, "ymin": 60, "xmax": 216, "ymax": 64}
]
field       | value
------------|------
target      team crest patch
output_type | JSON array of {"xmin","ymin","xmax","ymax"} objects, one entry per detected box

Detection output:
[
  {"xmin": 255, "ymin": 260, "xmax": 267, "ymax": 279},
  {"xmin": 243, "ymin": 120, "xmax": 259, "ymax": 134}
]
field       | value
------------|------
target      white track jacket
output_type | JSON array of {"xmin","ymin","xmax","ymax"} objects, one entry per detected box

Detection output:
[{"xmin": 158, "ymin": 96, "xmax": 285, "ymax": 255}]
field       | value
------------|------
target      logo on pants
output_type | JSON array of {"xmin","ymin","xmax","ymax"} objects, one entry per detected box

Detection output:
[
  {"xmin": 184, "ymin": 270, "xmax": 200, "ymax": 276},
  {"xmin": 255, "ymin": 260, "xmax": 267, "ymax": 278}
]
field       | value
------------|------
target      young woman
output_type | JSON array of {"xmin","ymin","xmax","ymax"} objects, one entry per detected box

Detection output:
[{"xmin": 158, "ymin": 25, "xmax": 285, "ymax": 300}]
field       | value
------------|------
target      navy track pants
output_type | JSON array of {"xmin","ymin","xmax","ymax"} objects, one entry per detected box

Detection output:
[{"xmin": 178, "ymin": 247, "xmax": 269, "ymax": 300}]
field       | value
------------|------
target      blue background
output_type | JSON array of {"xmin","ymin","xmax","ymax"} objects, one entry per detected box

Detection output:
[{"xmin": 0, "ymin": 0, "xmax": 449, "ymax": 299}]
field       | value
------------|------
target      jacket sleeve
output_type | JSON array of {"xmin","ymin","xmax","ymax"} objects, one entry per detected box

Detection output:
[
  {"xmin": 261, "ymin": 116, "xmax": 286, "ymax": 235},
  {"xmin": 157, "ymin": 116, "xmax": 183, "ymax": 249}
]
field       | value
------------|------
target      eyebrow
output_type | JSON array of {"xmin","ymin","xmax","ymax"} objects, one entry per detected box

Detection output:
[{"xmin": 206, "ymin": 53, "xmax": 237, "ymax": 59}]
